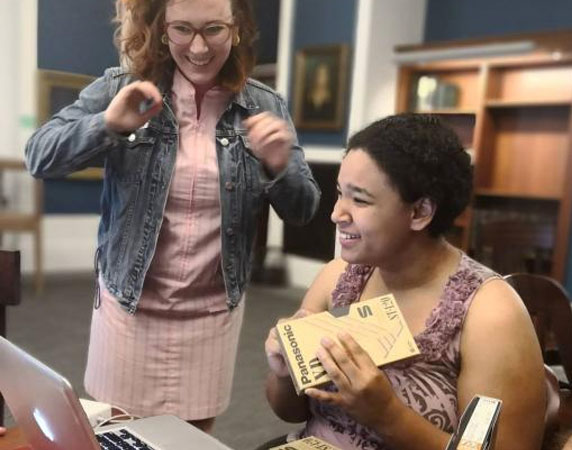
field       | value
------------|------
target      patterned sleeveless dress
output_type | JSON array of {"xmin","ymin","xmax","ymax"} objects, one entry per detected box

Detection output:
[{"xmin": 301, "ymin": 253, "xmax": 498, "ymax": 449}]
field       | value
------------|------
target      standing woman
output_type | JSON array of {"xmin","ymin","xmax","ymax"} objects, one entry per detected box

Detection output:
[{"xmin": 26, "ymin": 0, "xmax": 320, "ymax": 433}]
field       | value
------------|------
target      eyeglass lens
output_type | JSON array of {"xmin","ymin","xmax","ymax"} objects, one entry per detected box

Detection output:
[{"xmin": 166, "ymin": 23, "xmax": 231, "ymax": 46}]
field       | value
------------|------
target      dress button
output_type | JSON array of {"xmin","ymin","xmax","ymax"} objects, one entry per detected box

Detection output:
[
  {"xmin": 224, "ymin": 181, "xmax": 235, "ymax": 191},
  {"xmin": 220, "ymin": 137, "xmax": 229, "ymax": 146},
  {"xmin": 226, "ymin": 227, "xmax": 234, "ymax": 236},
  {"xmin": 128, "ymin": 133, "xmax": 136, "ymax": 142}
]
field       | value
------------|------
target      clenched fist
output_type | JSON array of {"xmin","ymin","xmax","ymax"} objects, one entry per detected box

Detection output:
[
  {"xmin": 104, "ymin": 81, "xmax": 163, "ymax": 135},
  {"xmin": 244, "ymin": 112, "xmax": 293, "ymax": 176}
]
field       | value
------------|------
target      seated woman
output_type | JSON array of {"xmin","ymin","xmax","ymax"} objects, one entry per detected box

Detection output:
[{"xmin": 264, "ymin": 114, "xmax": 546, "ymax": 450}]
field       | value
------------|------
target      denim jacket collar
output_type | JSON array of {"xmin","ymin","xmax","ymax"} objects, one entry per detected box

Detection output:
[
  {"xmin": 231, "ymin": 85, "xmax": 260, "ymax": 112},
  {"xmin": 160, "ymin": 78, "xmax": 259, "ymax": 121}
]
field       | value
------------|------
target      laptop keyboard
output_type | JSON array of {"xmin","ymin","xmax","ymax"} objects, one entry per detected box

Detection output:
[{"xmin": 97, "ymin": 428, "xmax": 156, "ymax": 450}]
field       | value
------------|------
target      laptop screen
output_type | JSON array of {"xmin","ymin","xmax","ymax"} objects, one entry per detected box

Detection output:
[{"xmin": 0, "ymin": 336, "xmax": 100, "ymax": 449}]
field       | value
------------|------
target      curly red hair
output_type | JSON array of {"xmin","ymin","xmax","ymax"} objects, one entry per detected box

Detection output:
[{"xmin": 114, "ymin": 0, "xmax": 257, "ymax": 92}]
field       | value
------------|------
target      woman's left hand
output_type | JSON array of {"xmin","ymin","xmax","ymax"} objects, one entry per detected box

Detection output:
[
  {"xmin": 244, "ymin": 112, "xmax": 292, "ymax": 176},
  {"xmin": 304, "ymin": 332, "xmax": 401, "ymax": 431}
]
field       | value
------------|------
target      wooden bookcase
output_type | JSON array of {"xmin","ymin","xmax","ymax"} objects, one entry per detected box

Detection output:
[{"xmin": 395, "ymin": 49, "xmax": 572, "ymax": 281}]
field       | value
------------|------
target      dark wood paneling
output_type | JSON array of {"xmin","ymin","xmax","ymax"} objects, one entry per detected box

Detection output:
[{"xmin": 283, "ymin": 162, "xmax": 338, "ymax": 261}]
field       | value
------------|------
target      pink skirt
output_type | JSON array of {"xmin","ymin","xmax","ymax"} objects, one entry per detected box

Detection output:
[{"xmin": 84, "ymin": 289, "xmax": 245, "ymax": 420}]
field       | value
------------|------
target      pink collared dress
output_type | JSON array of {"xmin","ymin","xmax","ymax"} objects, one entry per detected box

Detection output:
[{"xmin": 84, "ymin": 70, "xmax": 244, "ymax": 420}]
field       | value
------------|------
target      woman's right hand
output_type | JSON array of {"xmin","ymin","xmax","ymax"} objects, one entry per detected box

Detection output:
[
  {"xmin": 265, "ymin": 309, "xmax": 311, "ymax": 378},
  {"xmin": 104, "ymin": 81, "xmax": 163, "ymax": 135},
  {"xmin": 0, "ymin": 426, "xmax": 6, "ymax": 436}
]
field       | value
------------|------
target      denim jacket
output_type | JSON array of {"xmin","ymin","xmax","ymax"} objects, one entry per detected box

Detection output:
[{"xmin": 26, "ymin": 67, "xmax": 320, "ymax": 313}]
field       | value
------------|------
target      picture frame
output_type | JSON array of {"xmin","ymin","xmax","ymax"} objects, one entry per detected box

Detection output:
[
  {"xmin": 293, "ymin": 44, "xmax": 349, "ymax": 131},
  {"xmin": 37, "ymin": 69, "xmax": 102, "ymax": 180}
]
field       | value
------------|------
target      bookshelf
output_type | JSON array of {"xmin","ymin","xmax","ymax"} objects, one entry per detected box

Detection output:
[{"xmin": 395, "ymin": 41, "xmax": 572, "ymax": 281}]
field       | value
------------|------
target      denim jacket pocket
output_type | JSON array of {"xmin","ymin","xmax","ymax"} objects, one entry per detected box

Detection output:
[{"xmin": 108, "ymin": 133, "xmax": 156, "ymax": 183}]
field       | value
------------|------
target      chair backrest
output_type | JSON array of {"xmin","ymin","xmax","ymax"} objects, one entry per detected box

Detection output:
[
  {"xmin": 504, "ymin": 273, "xmax": 572, "ymax": 384},
  {"xmin": 0, "ymin": 158, "xmax": 43, "ymax": 225},
  {"xmin": 476, "ymin": 219, "xmax": 555, "ymax": 275},
  {"xmin": 0, "ymin": 249, "xmax": 21, "ymax": 426},
  {"xmin": 0, "ymin": 159, "xmax": 44, "ymax": 294},
  {"xmin": 0, "ymin": 250, "xmax": 21, "ymax": 311}
]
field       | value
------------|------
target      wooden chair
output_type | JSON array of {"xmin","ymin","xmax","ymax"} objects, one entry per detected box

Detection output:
[
  {"xmin": 504, "ymin": 273, "xmax": 572, "ymax": 382},
  {"xmin": 474, "ymin": 219, "xmax": 555, "ymax": 276},
  {"xmin": 504, "ymin": 273, "xmax": 572, "ymax": 433},
  {"xmin": 0, "ymin": 159, "xmax": 43, "ymax": 294},
  {"xmin": 0, "ymin": 250, "xmax": 21, "ymax": 426}
]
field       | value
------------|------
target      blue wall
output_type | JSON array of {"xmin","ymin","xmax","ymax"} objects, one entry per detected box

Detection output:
[
  {"xmin": 425, "ymin": 0, "xmax": 572, "ymax": 42},
  {"xmin": 38, "ymin": 0, "xmax": 117, "ymax": 214},
  {"xmin": 253, "ymin": 0, "xmax": 280, "ymax": 65},
  {"xmin": 38, "ymin": 0, "xmax": 117, "ymax": 76},
  {"xmin": 291, "ymin": 0, "xmax": 357, "ymax": 147}
]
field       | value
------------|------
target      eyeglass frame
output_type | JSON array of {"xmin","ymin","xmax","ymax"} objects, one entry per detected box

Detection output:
[{"xmin": 164, "ymin": 21, "xmax": 236, "ymax": 47}]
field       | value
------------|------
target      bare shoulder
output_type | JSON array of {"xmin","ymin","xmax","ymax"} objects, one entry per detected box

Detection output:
[
  {"xmin": 458, "ymin": 277, "xmax": 545, "ymax": 449},
  {"xmin": 462, "ymin": 277, "xmax": 537, "ymax": 355},
  {"xmin": 464, "ymin": 277, "xmax": 531, "ymax": 331},
  {"xmin": 300, "ymin": 258, "xmax": 348, "ymax": 313}
]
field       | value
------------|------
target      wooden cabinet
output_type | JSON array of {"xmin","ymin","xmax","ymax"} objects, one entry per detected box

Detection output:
[{"xmin": 395, "ymin": 50, "xmax": 572, "ymax": 281}]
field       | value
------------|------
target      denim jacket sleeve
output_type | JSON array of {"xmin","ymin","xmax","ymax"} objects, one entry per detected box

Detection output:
[
  {"xmin": 25, "ymin": 67, "xmax": 125, "ymax": 178},
  {"xmin": 259, "ymin": 93, "xmax": 321, "ymax": 226}
]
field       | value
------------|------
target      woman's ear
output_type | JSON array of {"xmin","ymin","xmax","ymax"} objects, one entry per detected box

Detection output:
[
  {"xmin": 410, "ymin": 197, "xmax": 436, "ymax": 231},
  {"xmin": 232, "ymin": 28, "xmax": 241, "ymax": 46}
]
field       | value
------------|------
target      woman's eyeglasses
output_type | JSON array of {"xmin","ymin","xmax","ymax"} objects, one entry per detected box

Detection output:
[{"xmin": 165, "ymin": 21, "xmax": 234, "ymax": 46}]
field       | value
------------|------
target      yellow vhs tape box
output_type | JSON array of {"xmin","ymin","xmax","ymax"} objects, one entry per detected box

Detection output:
[
  {"xmin": 276, "ymin": 294, "xmax": 420, "ymax": 394},
  {"xmin": 269, "ymin": 436, "xmax": 342, "ymax": 450}
]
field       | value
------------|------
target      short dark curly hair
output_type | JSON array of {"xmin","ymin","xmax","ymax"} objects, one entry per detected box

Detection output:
[{"xmin": 346, "ymin": 113, "xmax": 473, "ymax": 237}]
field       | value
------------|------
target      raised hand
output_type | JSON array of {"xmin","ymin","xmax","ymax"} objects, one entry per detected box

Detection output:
[
  {"xmin": 265, "ymin": 308, "xmax": 311, "ymax": 378},
  {"xmin": 243, "ymin": 112, "xmax": 293, "ymax": 176},
  {"xmin": 304, "ymin": 332, "xmax": 401, "ymax": 431},
  {"xmin": 104, "ymin": 81, "xmax": 163, "ymax": 135}
]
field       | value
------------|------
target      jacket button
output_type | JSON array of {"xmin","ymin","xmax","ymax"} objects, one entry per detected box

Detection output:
[
  {"xmin": 220, "ymin": 137, "xmax": 229, "ymax": 146},
  {"xmin": 128, "ymin": 133, "xmax": 136, "ymax": 142},
  {"xmin": 225, "ymin": 181, "xmax": 235, "ymax": 191},
  {"xmin": 226, "ymin": 227, "xmax": 234, "ymax": 236}
]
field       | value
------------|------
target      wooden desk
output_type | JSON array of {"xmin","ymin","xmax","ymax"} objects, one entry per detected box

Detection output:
[{"xmin": 0, "ymin": 428, "xmax": 30, "ymax": 450}]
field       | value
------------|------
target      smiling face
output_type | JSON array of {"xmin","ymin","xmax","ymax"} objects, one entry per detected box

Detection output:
[
  {"xmin": 165, "ymin": 0, "xmax": 235, "ymax": 92},
  {"xmin": 331, "ymin": 149, "xmax": 416, "ymax": 266}
]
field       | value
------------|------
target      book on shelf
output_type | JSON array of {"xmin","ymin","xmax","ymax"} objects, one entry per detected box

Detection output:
[
  {"xmin": 414, "ymin": 75, "xmax": 459, "ymax": 111},
  {"xmin": 276, "ymin": 294, "xmax": 420, "ymax": 395}
]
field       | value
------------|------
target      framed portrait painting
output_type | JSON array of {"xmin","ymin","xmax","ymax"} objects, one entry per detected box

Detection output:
[
  {"xmin": 293, "ymin": 44, "xmax": 349, "ymax": 131},
  {"xmin": 37, "ymin": 69, "xmax": 101, "ymax": 180}
]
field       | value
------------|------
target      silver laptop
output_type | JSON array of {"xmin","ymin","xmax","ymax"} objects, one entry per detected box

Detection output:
[{"xmin": 0, "ymin": 336, "xmax": 233, "ymax": 450}]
